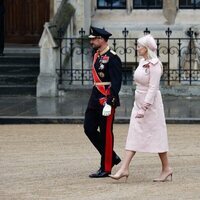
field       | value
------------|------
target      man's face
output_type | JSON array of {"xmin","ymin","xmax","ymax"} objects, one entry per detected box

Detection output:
[{"xmin": 90, "ymin": 37, "xmax": 103, "ymax": 50}]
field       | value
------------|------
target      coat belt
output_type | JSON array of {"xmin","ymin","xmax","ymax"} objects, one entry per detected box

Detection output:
[{"xmin": 94, "ymin": 82, "xmax": 111, "ymax": 86}]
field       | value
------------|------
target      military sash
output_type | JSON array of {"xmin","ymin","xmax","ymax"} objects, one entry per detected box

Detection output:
[{"xmin": 92, "ymin": 52, "xmax": 110, "ymax": 105}]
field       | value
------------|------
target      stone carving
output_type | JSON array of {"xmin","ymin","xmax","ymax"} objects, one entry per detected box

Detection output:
[
  {"xmin": 181, "ymin": 26, "xmax": 200, "ymax": 71},
  {"xmin": 37, "ymin": 23, "xmax": 59, "ymax": 97},
  {"xmin": 163, "ymin": 0, "xmax": 178, "ymax": 25}
]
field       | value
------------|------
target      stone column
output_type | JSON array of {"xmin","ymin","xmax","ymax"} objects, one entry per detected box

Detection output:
[
  {"xmin": 127, "ymin": 0, "xmax": 133, "ymax": 14},
  {"xmin": 69, "ymin": 0, "xmax": 91, "ymax": 35},
  {"xmin": 55, "ymin": 0, "xmax": 62, "ymax": 11},
  {"xmin": 163, "ymin": 0, "xmax": 178, "ymax": 25},
  {"xmin": 91, "ymin": 0, "xmax": 96, "ymax": 16}
]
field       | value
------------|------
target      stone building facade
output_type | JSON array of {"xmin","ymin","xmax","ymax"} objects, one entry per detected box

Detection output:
[
  {"xmin": 54, "ymin": 0, "xmax": 200, "ymax": 38},
  {"xmin": 37, "ymin": 0, "xmax": 200, "ymax": 97}
]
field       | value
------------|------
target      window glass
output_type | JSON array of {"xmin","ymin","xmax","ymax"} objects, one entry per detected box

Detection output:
[
  {"xmin": 97, "ymin": 0, "xmax": 126, "ymax": 9},
  {"xmin": 133, "ymin": 0, "xmax": 162, "ymax": 9},
  {"xmin": 179, "ymin": 0, "xmax": 200, "ymax": 8}
]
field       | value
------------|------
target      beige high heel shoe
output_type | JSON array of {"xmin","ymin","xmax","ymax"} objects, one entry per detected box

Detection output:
[
  {"xmin": 153, "ymin": 170, "xmax": 173, "ymax": 182},
  {"xmin": 109, "ymin": 173, "xmax": 129, "ymax": 182}
]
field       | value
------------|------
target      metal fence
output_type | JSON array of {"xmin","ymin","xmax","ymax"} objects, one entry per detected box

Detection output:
[{"xmin": 55, "ymin": 27, "xmax": 200, "ymax": 86}]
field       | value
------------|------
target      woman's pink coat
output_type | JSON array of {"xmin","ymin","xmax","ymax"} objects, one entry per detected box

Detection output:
[{"xmin": 125, "ymin": 58, "xmax": 169, "ymax": 153}]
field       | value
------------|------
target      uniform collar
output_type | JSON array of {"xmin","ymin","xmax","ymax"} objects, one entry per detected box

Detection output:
[{"xmin": 97, "ymin": 46, "xmax": 110, "ymax": 56}]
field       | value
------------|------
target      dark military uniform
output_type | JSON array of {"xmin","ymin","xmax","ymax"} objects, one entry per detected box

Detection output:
[
  {"xmin": 87, "ymin": 48, "xmax": 122, "ymax": 108},
  {"xmin": 84, "ymin": 27, "xmax": 122, "ymax": 177},
  {"xmin": 0, "ymin": 0, "xmax": 5, "ymax": 55}
]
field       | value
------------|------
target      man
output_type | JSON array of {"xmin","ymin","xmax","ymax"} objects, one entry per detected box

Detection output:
[
  {"xmin": 0, "ymin": 0, "xmax": 5, "ymax": 56},
  {"xmin": 84, "ymin": 26, "xmax": 122, "ymax": 178}
]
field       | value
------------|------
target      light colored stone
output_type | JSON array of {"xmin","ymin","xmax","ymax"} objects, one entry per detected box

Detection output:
[
  {"xmin": 163, "ymin": 0, "xmax": 178, "ymax": 25},
  {"xmin": 37, "ymin": 74, "xmax": 57, "ymax": 97},
  {"xmin": 37, "ymin": 23, "xmax": 59, "ymax": 97},
  {"xmin": 0, "ymin": 124, "xmax": 200, "ymax": 200}
]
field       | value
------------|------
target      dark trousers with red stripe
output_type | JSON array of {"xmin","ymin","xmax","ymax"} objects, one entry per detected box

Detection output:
[{"xmin": 84, "ymin": 106, "xmax": 118, "ymax": 173}]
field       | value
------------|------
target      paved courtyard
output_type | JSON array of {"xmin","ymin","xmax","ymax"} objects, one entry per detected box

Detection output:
[{"xmin": 0, "ymin": 124, "xmax": 200, "ymax": 200}]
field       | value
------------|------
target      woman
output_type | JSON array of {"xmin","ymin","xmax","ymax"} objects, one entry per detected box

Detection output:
[{"xmin": 109, "ymin": 34, "xmax": 172, "ymax": 182}]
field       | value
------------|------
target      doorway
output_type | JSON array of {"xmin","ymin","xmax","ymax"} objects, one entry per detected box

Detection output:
[{"xmin": 4, "ymin": 0, "xmax": 50, "ymax": 44}]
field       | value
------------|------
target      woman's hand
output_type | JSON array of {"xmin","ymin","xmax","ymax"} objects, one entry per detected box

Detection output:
[
  {"xmin": 135, "ymin": 108, "xmax": 145, "ymax": 118},
  {"xmin": 135, "ymin": 103, "xmax": 151, "ymax": 118}
]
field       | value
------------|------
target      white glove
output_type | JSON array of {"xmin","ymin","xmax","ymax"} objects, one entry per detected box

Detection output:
[{"xmin": 102, "ymin": 103, "xmax": 112, "ymax": 116}]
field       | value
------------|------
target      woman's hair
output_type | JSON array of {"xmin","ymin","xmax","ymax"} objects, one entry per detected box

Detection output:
[
  {"xmin": 137, "ymin": 34, "xmax": 158, "ymax": 60},
  {"xmin": 138, "ymin": 34, "xmax": 163, "ymax": 71}
]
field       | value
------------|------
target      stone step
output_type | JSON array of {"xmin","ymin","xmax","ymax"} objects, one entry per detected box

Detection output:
[
  {"xmin": 0, "ymin": 64, "xmax": 39, "ymax": 75},
  {"xmin": 0, "ymin": 48, "xmax": 40, "ymax": 96},
  {"xmin": 0, "ymin": 75, "xmax": 37, "ymax": 85},
  {"xmin": 0, "ymin": 54, "xmax": 40, "ymax": 65},
  {"xmin": 4, "ymin": 46, "xmax": 40, "ymax": 54},
  {"xmin": 0, "ymin": 85, "xmax": 36, "ymax": 96}
]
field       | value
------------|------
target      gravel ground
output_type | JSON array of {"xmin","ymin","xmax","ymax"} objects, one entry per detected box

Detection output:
[{"xmin": 0, "ymin": 124, "xmax": 200, "ymax": 200}]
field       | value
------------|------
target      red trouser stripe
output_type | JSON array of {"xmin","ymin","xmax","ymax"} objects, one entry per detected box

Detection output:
[{"xmin": 104, "ymin": 108, "xmax": 115, "ymax": 172}]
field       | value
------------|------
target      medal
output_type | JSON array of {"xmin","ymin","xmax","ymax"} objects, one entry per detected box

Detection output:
[
  {"xmin": 99, "ymin": 64, "xmax": 104, "ymax": 70},
  {"xmin": 102, "ymin": 55, "xmax": 109, "ymax": 63},
  {"xmin": 98, "ymin": 72, "xmax": 105, "ymax": 78}
]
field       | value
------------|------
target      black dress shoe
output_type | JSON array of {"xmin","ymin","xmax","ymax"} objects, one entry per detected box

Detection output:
[
  {"xmin": 113, "ymin": 155, "xmax": 121, "ymax": 166},
  {"xmin": 89, "ymin": 168, "xmax": 110, "ymax": 178}
]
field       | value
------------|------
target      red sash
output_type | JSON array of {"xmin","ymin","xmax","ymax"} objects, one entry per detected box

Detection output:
[
  {"xmin": 92, "ymin": 53, "xmax": 110, "ymax": 105},
  {"xmin": 92, "ymin": 53, "xmax": 110, "ymax": 96}
]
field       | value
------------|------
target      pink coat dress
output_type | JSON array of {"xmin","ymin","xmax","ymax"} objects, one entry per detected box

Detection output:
[{"xmin": 125, "ymin": 58, "xmax": 169, "ymax": 153}]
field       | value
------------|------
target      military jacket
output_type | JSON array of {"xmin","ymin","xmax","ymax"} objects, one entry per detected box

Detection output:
[{"xmin": 88, "ymin": 47, "xmax": 122, "ymax": 108}]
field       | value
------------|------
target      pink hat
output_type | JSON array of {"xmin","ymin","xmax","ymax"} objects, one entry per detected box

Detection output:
[{"xmin": 137, "ymin": 34, "xmax": 157, "ymax": 52}]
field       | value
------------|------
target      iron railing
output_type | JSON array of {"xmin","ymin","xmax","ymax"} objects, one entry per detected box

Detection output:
[{"xmin": 55, "ymin": 27, "xmax": 200, "ymax": 86}]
